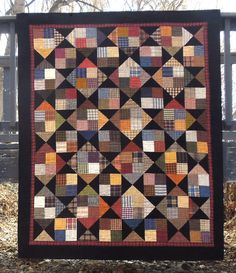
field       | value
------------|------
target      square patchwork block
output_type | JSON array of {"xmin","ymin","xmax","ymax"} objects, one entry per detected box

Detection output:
[
  {"xmin": 97, "ymin": 47, "xmax": 119, "ymax": 67},
  {"xmin": 188, "ymin": 173, "xmax": 210, "ymax": 197},
  {"xmin": 56, "ymin": 131, "xmax": 77, "ymax": 152},
  {"xmin": 76, "ymin": 101, "xmax": 108, "ymax": 134},
  {"xmin": 143, "ymin": 173, "xmax": 167, "ymax": 196},
  {"xmin": 34, "ymin": 150, "xmax": 57, "ymax": 176},
  {"xmin": 66, "ymin": 28, "xmax": 97, "ymax": 48},
  {"xmin": 99, "ymin": 219, "xmax": 122, "ymax": 242},
  {"xmin": 54, "ymin": 218, "xmax": 77, "ymax": 241},
  {"xmin": 185, "ymin": 87, "xmax": 206, "ymax": 109},
  {"xmin": 186, "ymin": 131, "xmax": 208, "ymax": 154},
  {"xmin": 55, "ymin": 48, "xmax": 76, "ymax": 68},
  {"xmin": 77, "ymin": 143, "xmax": 109, "ymax": 174},
  {"xmin": 140, "ymin": 87, "xmax": 163, "ymax": 109},
  {"xmin": 142, "ymin": 130, "xmax": 165, "ymax": 152},
  {"xmin": 67, "ymin": 59, "xmax": 107, "ymax": 98},
  {"xmin": 98, "ymin": 130, "xmax": 121, "ymax": 152},
  {"xmin": 110, "ymin": 99, "xmax": 151, "ymax": 140},
  {"xmin": 98, "ymin": 88, "xmax": 120, "ymax": 109},
  {"xmin": 34, "ymin": 66, "xmax": 64, "ymax": 90},
  {"xmin": 99, "ymin": 173, "xmax": 122, "ymax": 196},
  {"xmin": 183, "ymin": 46, "xmax": 205, "ymax": 67},
  {"xmin": 55, "ymin": 173, "xmax": 78, "ymax": 196},
  {"xmin": 140, "ymin": 46, "xmax": 162, "ymax": 67},
  {"xmin": 108, "ymin": 27, "xmax": 141, "ymax": 54},
  {"xmin": 55, "ymin": 88, "xmax": 77, "ymax": 110}
]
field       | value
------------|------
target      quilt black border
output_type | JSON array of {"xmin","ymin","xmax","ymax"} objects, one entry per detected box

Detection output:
[{"xmin": 17, "ymin": 10, "xmax": 223, "ymax": 260}]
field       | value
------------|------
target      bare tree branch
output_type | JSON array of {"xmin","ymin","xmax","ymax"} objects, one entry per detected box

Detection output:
[
  {"xmin": 125, "ymin": 0, "xmax": 185, "ymax": 11},
  {"xmin": 49, "ymin": 0, "xmax": 71, "ymax": 12},
  {"xmin": 124, "ymin": 0, "xmax": 133, "ymax": 11},
  {"xmin": 49, "ymin": 0, "xmax": 103, "ymax": 12},
  {"xmin": 9, "ymin": 0, "xmax": 14, "ymax": 7},
  {"xmin": 76, "ymin": 0, "xmax": 103, "ymax": 11},
  {"xmin": 25, "ymin": 0, "xmax": 37, "ymax": 8},
  {"xmin": 5, "ymin": 6, "xmax": 13, "ymax": 15},
  {"xmin": 6, "ymin": 0, "xmax": 27, "ymax": 15},
  {"xmin": 75, "ymin": 1, "xmax": 83, "ymax": 11},
  {"xmin": 6, "ymin": 0, "xmax": 107, "ymax": 14}
]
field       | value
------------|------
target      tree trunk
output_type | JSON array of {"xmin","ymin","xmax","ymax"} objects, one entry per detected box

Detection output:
[
  {"xmin": 13, "ymin": 0, "xmax": 25, "ymax": 13},
  {"xmin": 4, "ymin": 0, "xmax": 25, "ymax": 55}
]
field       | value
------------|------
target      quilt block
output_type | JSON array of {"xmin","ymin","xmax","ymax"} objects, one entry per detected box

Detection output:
[{"xmin": 17, "ymin": 11, "xmax": 223, "ymax": 259}]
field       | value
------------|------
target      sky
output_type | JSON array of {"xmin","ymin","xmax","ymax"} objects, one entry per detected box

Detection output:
[
  {"xmin": 0, "ymin": 0, "xmax": 236, "ymax": 55},
  {"xmin": 1, "ymin": 0, "xmax": 236, "ymax": 14},
  {"xmin": 110, "ymin": 0, "xmax": 236, "ymax": 12}
]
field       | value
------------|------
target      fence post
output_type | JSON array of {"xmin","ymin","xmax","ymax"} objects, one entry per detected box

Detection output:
[
  {"xmin": 9, "ymin": 22, "xmax": 16, "ymax": 127},
  {"xmin": 224, "ymin": 18, "xmax": 233, "ymax": 127}
]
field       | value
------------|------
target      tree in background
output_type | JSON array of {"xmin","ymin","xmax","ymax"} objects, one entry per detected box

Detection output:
[
  {"xmin": 124, "ymin": 0, "xmax": 185, "ymax": 11},
  {"xmin": 43, "ymin": 0, "xmax": 109, "ymax": 12},
  {"xmin": 5, "ymin": 0, "xmax": 25, "ymax": 15},
  {"xmin": 4, "ymin": 0, "xmax": 109, "ymax": 15}
]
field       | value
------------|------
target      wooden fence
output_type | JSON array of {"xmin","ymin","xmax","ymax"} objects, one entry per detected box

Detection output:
[{"xmin": 0, "ymin": 13, "xmax": 236, "ymax": 182}]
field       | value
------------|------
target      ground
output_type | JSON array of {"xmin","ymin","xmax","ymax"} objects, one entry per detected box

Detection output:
[{"xmin": 0, "ymin": 182, "xmax": 235, "ymax": 273}]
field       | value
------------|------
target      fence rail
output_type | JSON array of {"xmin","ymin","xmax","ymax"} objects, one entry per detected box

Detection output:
[{"xmin": 0, "ymin": 13, "xmax": 236, "ymax": 182}]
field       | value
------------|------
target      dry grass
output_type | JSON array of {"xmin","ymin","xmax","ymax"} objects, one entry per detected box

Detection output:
[
  {"xmin": 0, "ymin": 183, "xmax": 18, "ymax": 252},
  {"xmin": 0, "ymin": 182, "xmax": 235, "ymax": 273}
]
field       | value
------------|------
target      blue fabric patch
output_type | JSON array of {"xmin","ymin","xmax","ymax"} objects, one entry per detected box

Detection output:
[
  {"xmin": 118, "ymin": 37, "xmax": 128, "ymax": 47},
  {"xmin": 99, "ymin": 88, "xmax": 110, "ymax": 99},
  {"xmin": 66, "ymin": 185, "xmax": 77, "ymax": 196},
  {"xmin": 194, "ymin": 46, "xmax": 204, "ymax": 56},
  {"xmin": 79, "ymin": 131, "xmax": 97, "ymax": 140},
  {"xmin": 35, "ymin": 69, "xmax": 44, "ymax": 79},
  {"xmin": 55, "ymin": 199, "xmax": 65, "ymax": 215},
  {"xmin": 130, "ymin": 67, "xmax": 141, "ymax": 77},
  {"xmin": 140, "ymin": 57, "xmax": 152, "ymax": 67},
  {"xmin": 76, "ymin": 68, "xmax": 86, "ymax": 78},
  {"xmin": 141, "ymin": 87, "xmax": 153, "ymax": 97},
  {"xmin": 163, "ymin": 67, "xmax": 173, "ymax": 77},
  {"xmin": 123, "ymin": 219, "xmax": 143, "ymax": 229},
  {"xmin": 174, "ymin": 109, "xmax": 186, "ymax": 119},
  {"xmin": 44, "ymin": 28, "xmax": 54, "ymax": 38},
  {"xmin": 145, "ymin": 219, "xmax": 156, "ymax": 230},
  {"xmin": 142, "ymin": 130, "xmax": 155, "ymax": 141},
  {"xmin": 200, "ymin": 186, "xmax": 210, "ymax": 197},
  {"xmin": 86, "ymin": 28, "xmax": 97, "ymax": 38},
  {"xmin": 55, "ymin": 230, "xmax": 65, "ymax": 241},
  {"xmin": 188, "ymin": 186, "xmax": 200, "ymax": 197}
]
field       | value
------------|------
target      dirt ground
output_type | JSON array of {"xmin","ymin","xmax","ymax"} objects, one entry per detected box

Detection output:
[{"xmin": 0, "ymin": 182, "xmax": 235, "ymax": 273}]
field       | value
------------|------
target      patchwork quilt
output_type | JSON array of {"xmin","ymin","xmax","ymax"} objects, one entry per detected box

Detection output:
[{"xmin": 17, "ymin": 11, "xmax": 223, "ymax": 259}]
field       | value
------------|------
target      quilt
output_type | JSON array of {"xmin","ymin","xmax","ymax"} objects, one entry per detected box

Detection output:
[{"xmin": 17, "ymin": 10, "xmax": 223, "ymax": 260}]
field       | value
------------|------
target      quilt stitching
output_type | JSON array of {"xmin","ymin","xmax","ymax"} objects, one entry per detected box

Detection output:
[{"xmin": 30, "ymin": 23, "xmax": 213, "ymax": 246}]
